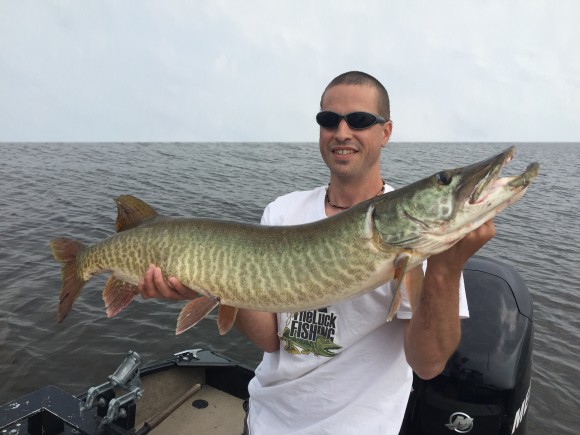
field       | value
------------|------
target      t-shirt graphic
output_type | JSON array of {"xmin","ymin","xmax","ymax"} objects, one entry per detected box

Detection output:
[{"xmin": 280, "ymin": 308, "xmax": 343, "ymax": 357}]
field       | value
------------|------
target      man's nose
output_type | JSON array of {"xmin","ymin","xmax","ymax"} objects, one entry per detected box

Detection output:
[{"xmin": 334, "ymin": 118, "xmax": 353, "ymax": 140}]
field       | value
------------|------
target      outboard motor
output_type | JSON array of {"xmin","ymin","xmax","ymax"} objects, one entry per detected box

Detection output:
[{"xmin": 400, "ymin": 256, "xmax": 533, "ymax": 435}]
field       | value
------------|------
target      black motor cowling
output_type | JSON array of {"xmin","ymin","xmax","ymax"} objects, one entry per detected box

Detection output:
[{"xmin": 400, "ymin": 256, "xmax": 533, "ymax": 435}]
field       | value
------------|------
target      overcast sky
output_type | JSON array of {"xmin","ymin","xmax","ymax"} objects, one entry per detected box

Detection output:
[{"xmin": 0, "ymin": 0, "xmax": 578, "ymax": 142}]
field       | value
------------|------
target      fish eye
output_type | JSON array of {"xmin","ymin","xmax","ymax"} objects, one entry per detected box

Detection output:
[{"xmin": 435, "ymin": 171, "xmax": 453, "ymax": 185}]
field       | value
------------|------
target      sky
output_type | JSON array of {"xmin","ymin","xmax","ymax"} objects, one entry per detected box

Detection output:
[{"xmin": 0, "ymin": 0, "xmax": 578, "ymax": 143}]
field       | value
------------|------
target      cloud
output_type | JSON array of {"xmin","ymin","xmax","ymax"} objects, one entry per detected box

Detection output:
[{"xmin": 0, "ymin": 0, "xmax": 578, "ymax": 142}]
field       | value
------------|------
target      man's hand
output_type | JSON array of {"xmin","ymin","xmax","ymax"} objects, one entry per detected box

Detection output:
[
  {"xmin": 427, "ymin": 219, "xmax": 496, "ymax": 276},
  {"xmin": 137, "ymin": 265, "xmax": 197, "ymax": 300},
  {"xmin": 137, "ymin": 265, "xmax": 279, "ymax": 352}
]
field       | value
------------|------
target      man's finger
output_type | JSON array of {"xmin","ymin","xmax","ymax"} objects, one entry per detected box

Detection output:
[{"xmin": 168, "ymin": 276, "xmax": 198, "ymax": 299}]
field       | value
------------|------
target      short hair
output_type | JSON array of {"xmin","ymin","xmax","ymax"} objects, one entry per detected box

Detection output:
[{"xmin": 320, "ymin": 71, "xmax": 390, "ymax": 120}]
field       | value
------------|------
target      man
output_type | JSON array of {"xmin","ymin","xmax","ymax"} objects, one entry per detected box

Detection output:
[{"xmin": 138, "ymin": 71, "xmax": 495, "ymax": 434}]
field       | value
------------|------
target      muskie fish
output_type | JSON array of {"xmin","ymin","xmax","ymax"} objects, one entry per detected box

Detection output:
[{"xmin": 50, "ymin": 147, "xmax": 539, "ymax": 335}]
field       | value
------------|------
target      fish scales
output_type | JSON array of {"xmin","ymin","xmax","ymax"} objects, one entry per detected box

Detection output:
[
  {"xmin": 216, "ymin": 212, "xmax": 381, "ymax": 310},
  {"xmin": 74, "ymin": 214, "xmax": 381, "ymax": 312},
  {"xmin": 50, "ymin": 147, "xmax": 539, "ymax": 335}
]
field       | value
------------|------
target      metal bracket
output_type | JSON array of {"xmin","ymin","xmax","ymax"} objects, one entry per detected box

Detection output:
[
  {"xmin": 174, "ymin": 348, "xmax": 202, "ymax": 363},
  {"xmin": 79, "ymin": 350, "xmax": 144, "ymax": 429}
]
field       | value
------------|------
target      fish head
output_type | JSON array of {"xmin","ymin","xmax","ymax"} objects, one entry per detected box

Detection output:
[{"xmin": 372, "ymin": 146, "xmax": 539, "ymax": 253}]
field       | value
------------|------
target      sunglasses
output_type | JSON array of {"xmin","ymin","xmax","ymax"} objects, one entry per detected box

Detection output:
[{"xmin": 316, "ymin": 111, "xmax": 387, "ymax": 130}]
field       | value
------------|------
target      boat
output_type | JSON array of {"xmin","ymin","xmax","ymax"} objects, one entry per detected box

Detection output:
[{"xmin": 0, "ymin": 256, "xmax": 533, "ymax": 434}]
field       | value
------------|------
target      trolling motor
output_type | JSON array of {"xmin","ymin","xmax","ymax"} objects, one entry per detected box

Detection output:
[
  {"xmin": 80, "ymin": 350, "xmax": 144, "ymax": 430},
  {"xmin": 400, "ymin": 256, "xmax": 534, "ymax": 435}
]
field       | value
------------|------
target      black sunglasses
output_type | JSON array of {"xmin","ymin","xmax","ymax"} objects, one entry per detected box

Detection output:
[{"xmin": 316, "ymin": 111, "xmax": 387, "ymax": 130}]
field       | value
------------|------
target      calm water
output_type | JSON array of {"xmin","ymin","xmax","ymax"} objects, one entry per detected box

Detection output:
[{"xmin": 0, "ymin": 142, "xmax": 578, "ymax": 433}]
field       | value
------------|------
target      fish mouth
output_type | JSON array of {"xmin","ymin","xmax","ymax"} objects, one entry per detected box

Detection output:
[{"xmin": 459, "ymin": 146, "xmax": 539, "ymax": 206}]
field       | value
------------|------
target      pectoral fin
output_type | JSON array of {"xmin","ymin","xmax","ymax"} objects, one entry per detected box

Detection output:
[
  {"xmin": 403, "ymin": 265, "xmax": 424, "ymax": 313},
  {"xmin": 103, "ymin": 275, "xmax": 139, "ymax": 318},
  {"xmin": 386, "ymin": 254, "xmax": 410, "ymax": 321},
  {"xmin": 217, "ymin": 305, "xmax": 239, "ymax": 335},
  {"xmin": 176, "ymin": 297, "xmax": 219, "ymax": 335}
]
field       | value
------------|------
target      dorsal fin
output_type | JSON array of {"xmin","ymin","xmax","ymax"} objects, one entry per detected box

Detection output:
[{"xmin": 115, "ymin": 195, "xmax": 159, "ymax": 232}]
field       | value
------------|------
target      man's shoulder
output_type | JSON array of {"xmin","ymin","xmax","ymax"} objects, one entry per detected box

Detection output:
[
  {"xmin": 271, "ymin": 186, "xmax": 326, "ymax": 205},
  {"xmin": 262, "ymin": 186, "xmax": 326, "ymax": 226}
]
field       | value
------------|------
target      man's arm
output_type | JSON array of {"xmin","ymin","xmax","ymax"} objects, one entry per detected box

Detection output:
[
  {"xmin": 403, "ymin": 220, "xmax": 495, "ymax": 380},
  {"xmin": 138, "ymin": 266, "xmax": 279, "ymax": 353},
  {"xmin": 235, "ymin": 310, "xmax": 279, "ymax": 353}
]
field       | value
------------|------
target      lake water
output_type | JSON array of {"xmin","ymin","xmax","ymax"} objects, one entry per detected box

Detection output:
[{"xmin": 0, "ymin": 142, "xmax": 578, "ymax": 434}]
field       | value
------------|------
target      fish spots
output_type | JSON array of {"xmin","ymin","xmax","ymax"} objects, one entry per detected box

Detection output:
[{"xmin": 438, "ymin": 197, "xmax": 454, "ymax": 220}]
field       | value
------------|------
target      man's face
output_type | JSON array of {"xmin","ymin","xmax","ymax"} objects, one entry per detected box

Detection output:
[{"xmin": 319, "ymin": 84, "xmax": 392, "ymax": 182}]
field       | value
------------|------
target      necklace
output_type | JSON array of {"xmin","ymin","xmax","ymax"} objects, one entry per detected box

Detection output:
[{"xmin": 325, "ymin": 179, "xmax": 386, "ymax": 210}]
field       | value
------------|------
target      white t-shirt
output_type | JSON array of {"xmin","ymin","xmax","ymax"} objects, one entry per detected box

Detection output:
[{"xmin": 247, "ymin": 185, "xmax": 469, "ymax": 435}]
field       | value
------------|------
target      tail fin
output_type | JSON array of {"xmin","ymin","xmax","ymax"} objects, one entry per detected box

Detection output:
[{"xmin": 50, "ymin": 238, "xmax": 87, "ymax": 323}]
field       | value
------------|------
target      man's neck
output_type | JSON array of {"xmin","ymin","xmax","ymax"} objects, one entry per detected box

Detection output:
[{"xmin": 325, "ymin": 176, "xmax": 385, "ymax": 215}]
